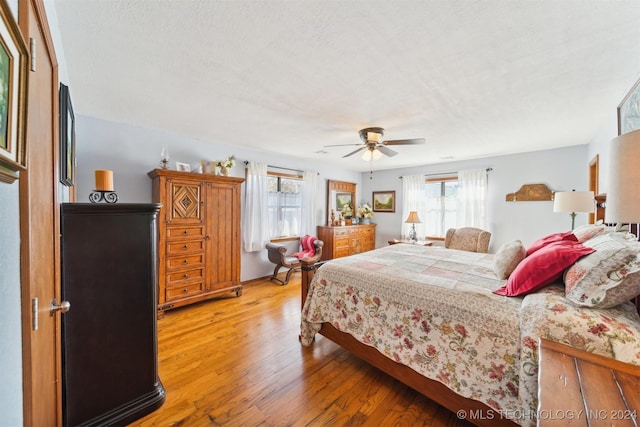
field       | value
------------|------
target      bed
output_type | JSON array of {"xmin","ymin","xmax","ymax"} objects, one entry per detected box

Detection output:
[{"xmin": 299, "ymin": 226, "xmax": 640, "ymax": 427}]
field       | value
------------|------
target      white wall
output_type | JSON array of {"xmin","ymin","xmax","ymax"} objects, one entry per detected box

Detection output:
[
  {"xmin": 587, "ymin": 109, "xmax": 620, "ymax": 194},
  {"xmin": 75, "ymin": 115, "xmax": 361, "ymax": 281},
  {"xmin": 360, "ymin": 145, "xmax": 590, "ymax": 252},
  {"xmin": 76, "ymin": 112, "xmax": 591, "ymax": 280},
  {"xmin": 0, "ymin": 1, "xmax": 24, "ymax": 425},
  {"xmin": 0, "ymin": 181, "xmax": 23, "ymax": 427}
]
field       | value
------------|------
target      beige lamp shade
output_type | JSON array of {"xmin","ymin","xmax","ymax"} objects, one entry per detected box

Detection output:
[
  {"xmin": 553, "ymin": 191, "xmax": 594, "ymax": 213},
  {"xmin": 405, "ymin": 211, "xmax": 422, "ymax": 224},
  {"xmin": 606, "ymin": 130, "xmax": 640, "ymax": 223}
]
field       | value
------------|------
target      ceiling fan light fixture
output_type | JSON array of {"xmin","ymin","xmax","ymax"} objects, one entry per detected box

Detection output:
[
  {"xmin": 361, "ymin": 148, "xmax": 382, "ymax": 161},
  {"xmin": 359, "ymin": 127, "xmax": 384, "ymax": 143},
  {"xmin": 367, "ymin": 130, "xmax": 382, "ymax": 142}
]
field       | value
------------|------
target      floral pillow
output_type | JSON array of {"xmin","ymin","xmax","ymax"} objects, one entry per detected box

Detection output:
[
  {"xmin": 572, "ymin": 223, "xmax": 606, "ymax": 243},
  {"xmin": 493, "ymin": 240, "xmax": 526, "ymax": 280},
  {"xmin": 565, "ymin": 232, "xmax": 640, "ymax": 308}
]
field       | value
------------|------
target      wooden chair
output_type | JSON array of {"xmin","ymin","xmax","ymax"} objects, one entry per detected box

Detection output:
[
  {"xmin": 265, "ymin": 237, "xmax": 323, "ymax": 285},
  {"xmin": 444, "ymin": 227, "xmax": 491, "ymax": 253}
]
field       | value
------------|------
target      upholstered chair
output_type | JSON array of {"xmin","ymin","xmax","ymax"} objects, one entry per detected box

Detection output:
[
  {"xmin": 444, "ymin": 227, "xmax": 491, "ymax": 253},
  {"xmin": 265, "ymin": 237, "xmax": 323, "ymax": 285}
]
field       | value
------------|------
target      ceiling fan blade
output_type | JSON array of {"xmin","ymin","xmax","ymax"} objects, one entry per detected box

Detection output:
[
  {"xmin": 324, "ymin": 143, "xmax": 364, "ymax": 148},
  {"xmin": 342, "ymin": 147, "xmax": 367, "ymax": 158},
  {"xmin": 377, "ymin": 145, "xmax": 398, "ymax": 157},
  {"xmin": 383, "ymin": 138, "xmax": 425, "ymax": 146}
]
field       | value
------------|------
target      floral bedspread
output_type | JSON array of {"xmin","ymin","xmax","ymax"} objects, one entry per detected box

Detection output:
[{"xmin": 300, "ymin": 244, "xmax": 640, "ymax": 426}]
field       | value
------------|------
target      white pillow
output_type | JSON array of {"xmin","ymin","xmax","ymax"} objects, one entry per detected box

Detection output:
[{"xmin": 493, "ymin": 240, "xmax": 526, "ymax": 280}]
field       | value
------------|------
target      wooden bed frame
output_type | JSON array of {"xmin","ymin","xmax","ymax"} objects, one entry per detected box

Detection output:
[
  {"xmin": 299, "ymin": 220, "xmax": 640, "ymax": 426},
  {"xmin": 299, "ymin": 257, "xmax": 517, "ymax": 427}
]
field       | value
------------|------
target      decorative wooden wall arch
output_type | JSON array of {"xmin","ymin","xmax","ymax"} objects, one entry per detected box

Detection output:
[{"xmin": 505, "ymin": 183, "xmax": 554, "ymax": 202}]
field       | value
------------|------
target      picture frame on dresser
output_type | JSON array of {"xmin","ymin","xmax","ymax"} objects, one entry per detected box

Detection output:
[
  {"xmin": 0, "ymin": 0, "xmax": 28, "ymax": 184},
  {"xmin": 372, "ymin": 190, "xmax": 395, "ymax": 212},
  {"xmin": 59, "ymin": 83, "xmax": 76, "ymax": 186}
]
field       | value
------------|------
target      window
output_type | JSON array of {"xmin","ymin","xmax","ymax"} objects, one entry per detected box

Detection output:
[
  {"xmin": 267, "ymin": 172, "xmax": 303, "ymax": 238},
  {"xmin": 424, "ymin": 178, "xmax": 459, "ymax": 239}
]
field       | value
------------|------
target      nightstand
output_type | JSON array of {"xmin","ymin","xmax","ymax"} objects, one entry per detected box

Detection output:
[
  {"xmin": 537, "ymin": 338, "xmax": 639, "ymax": 426},
  {"xmin": 387, "ymin": 239, "xmax": 434, "ymax": 246}
]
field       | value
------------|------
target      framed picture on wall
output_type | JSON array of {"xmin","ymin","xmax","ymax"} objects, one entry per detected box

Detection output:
[
  {"xmin": 373, "ymin": 191, "xmax": 396, "ymax": 212},
  {"xmin": 618, "ymin": 77, "xmax": 640, "ymax": 135},
  {"xmin": 0, "ymin": 1, "xmax": 28, "ymax": 184},
  {"xmin": 59, "ymin": 83, "xmax": 76, "ymax": 186}
]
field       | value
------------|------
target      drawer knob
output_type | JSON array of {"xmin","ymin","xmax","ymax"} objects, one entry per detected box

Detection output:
[
  {"xmin": 183, "ymin": 244, "xmax": 188, "ymax": 249},
  {"xmin": 183, "ymin": 288, "xmax": 188, "ymax": 293},
  {"xmin": 183, "ymin": 230, "xmax": 189, "ymax": 235},
  {"xmin": 183, "ymin": 274, "xmax": 189, "ymax": 279},
  {"xmin": 183, "ymin": 259, "xmax": 189, "ymax": 264}
]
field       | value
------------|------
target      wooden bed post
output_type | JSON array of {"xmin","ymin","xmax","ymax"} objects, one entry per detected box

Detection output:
[
  {"xmin": 300, "ymin": 254, "xmax": 322, "ymax": 310},
  {"xmin": 300, "ymin": 238, "xmax": 323, "ymax": 309}
]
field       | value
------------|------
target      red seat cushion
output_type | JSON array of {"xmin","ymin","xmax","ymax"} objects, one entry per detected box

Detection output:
[{"xmin": 294, "ymin": 235, "xmax": 317, "ymax": 259}]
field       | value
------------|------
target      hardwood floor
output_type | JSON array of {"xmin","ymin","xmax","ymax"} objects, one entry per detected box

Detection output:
[{"xmin": 132, "ymin": 274, "xmax": 473, "ymax": 427}]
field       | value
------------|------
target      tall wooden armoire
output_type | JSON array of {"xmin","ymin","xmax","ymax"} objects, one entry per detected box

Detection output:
[
  {"xmin": 148, "ymin": 169, "xmax": 245, "ymax": 315},
  {"xmin": 60, "ymin": 203, "xmax": 165, "ymax": 426}
]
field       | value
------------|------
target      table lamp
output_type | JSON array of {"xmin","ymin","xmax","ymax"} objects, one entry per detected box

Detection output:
[
  {"xmin": 553, "ymin": 190, "xmax": 594, "ymax": 230},
  {"xmin": 606, "ymin": 130, "xmax": 640, "ymax": 225},
  {"xmin": 405, "ymin": 211, "xmax": 421, "ymax": 242}
]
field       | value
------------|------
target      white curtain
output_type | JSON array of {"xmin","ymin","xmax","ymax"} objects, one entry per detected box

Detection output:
[
  {"xmin": 300, "ymin": 170, "xmax": 317, "ymax": 236},
  {"xmin": 401, "ymin": 174, "xmax": 426, "ymax": 239},
  {"xmin": 456, "ymin": 168, "xmax": 488, "ymax": 229},
  {"xmin": 242, "ymin": 162, "xmax": 271, "ymax": 252}
]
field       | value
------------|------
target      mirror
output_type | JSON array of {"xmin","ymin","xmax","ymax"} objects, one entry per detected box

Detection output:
[{"xmin": 327, "ymin": 180, "xmax": 357, "ymax": 225}]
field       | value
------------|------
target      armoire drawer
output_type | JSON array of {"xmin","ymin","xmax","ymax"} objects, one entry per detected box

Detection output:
[
  {"xmin": 166, "ymin": 282, "xmax": 204, "ymax": 300},
  {"xmin": 166, "ymin": 226, "xmax": 205, "ymax": 241},
  {"xmin": 166, "ymin": 254, "xmax": 205, "ymax": 271},
  {"xmin": 167, "ymin": 267, "xmax": 205, "ymax": 285},
  {"xmin": 167, "ymin": 240, "xmax": 205, "ymax": 255}
]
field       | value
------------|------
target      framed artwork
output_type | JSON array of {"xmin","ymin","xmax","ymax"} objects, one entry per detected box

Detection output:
[
  {"xmin": 201, "ymin": 160, "xmax": 216, "ymax": 174},
  {"xmin": 372, "ymin": 190, "xmax": 396, "ymax": 212},
  {"xmin": 335, "ymin": 192, "xmax": 352, "ymax": 211},
  {"xmin": 175, "ymin": 162, "xmax": 190, "ymax": 172},
  {"xmin": 59, "ymin": 83, "xmax": 76, "ymax": 186},
  {"xmin": 0, "ymin": 0, "xmax": 28, "ymax": 184},
  {"xmin": 618, "ymin": 77, "xmax": 640, "ymax": 135}
]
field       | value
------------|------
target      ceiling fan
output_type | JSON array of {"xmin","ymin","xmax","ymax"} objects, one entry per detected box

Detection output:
[{"xmin": 325, "ymin": 127, "xmax": 425, "ymax": 160}]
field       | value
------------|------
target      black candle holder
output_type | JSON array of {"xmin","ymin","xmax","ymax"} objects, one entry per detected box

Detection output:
[{"xmin": 89, "ymin": 190, "xmax": 118, "ymax": 204}]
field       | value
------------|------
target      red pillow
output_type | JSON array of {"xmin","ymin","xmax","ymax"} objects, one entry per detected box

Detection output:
[
  {"xmin": 494, "ymin": 240, "xmax": 595, "ymax": 297},
  {"xmin": 526, "ymin": 231, "xmax": 577, "ymax": 256}
]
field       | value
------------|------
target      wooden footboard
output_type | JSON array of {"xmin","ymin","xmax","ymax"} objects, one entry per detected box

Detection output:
[{"xmin": 300, "ymin": 257, "xmax": 517, "ymax": 427}]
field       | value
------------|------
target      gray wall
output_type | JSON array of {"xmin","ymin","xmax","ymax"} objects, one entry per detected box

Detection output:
[
  {"xmin": 0, "ymin": 2, "xmax": 24, "ymax": 426},
  {"xmin": 74, "ymin": 115, "xmax": 362, "ymax": 281},
  {"xmin": 360, "ymin": 145, "xmax": 590, "ymax": 252},
  {"xmin": 0, "ymin": 181, "xmax": 23, "ymax": 427},
  {"xmin": 76, "ymin": 113, "xmax": 594, "ymax": 281}
]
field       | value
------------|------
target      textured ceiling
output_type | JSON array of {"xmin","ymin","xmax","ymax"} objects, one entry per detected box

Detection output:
[{"xmin": 51, "ymin": 0, "xmax": 640, "ymax": 172}]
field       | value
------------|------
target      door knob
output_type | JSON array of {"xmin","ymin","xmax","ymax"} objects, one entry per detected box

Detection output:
[{"xmin": 50, "ymin": 299, "xmax": 71, "ymax": 316}]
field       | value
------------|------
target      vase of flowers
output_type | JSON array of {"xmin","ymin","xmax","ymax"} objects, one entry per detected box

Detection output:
[
  {"xmin": 216, "ymin": 155, "xmax": 235, "ymax": 176},
  {"xmin": 358, "ymin": 203, "xmax": 373, "ymax": 224}
]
